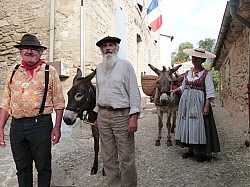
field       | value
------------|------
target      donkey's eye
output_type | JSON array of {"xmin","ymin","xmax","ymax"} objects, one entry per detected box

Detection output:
[
  {"xmin": 76, "ymin": 93, "xmax": 84, "ymax": 97},
  {"xmin": 75, "ymin": 93, "xmax": 84, "ymax": 101}
]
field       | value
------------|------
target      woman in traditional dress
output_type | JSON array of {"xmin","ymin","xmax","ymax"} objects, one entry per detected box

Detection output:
[{"xmin": 172, "ymin": 48, "xmax": 220, "ymax": 162}]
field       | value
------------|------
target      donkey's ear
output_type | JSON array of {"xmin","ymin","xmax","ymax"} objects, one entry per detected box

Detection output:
[
  {"xmin": 73, "ymin": 68, "xmax": 82, "ymax": 85},
  {"xmin": 85, "ymin": 69, "xmax": 96, "ymax": 82},
  {"xmin": 169, "ymin": 64, "xmax": 182, "ymax": 74},
  {"xmin": 148, "ymin": 64, "xmax": 160, "ymax": 75}
]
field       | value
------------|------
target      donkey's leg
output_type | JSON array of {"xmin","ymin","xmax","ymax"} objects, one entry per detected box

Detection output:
[
  {"xmin": 171, "ymin": 111, "xmax": 176, "ymax": 133},
  {"xmin": 166, "ymin": 111, "xmax": 172, "ymax": 146},
  {"xmin": 91, "ymin": 126, "xmax": 99, "ymax": 175},
  {"xmin": 155, "ymin": 109, "xmax": 163, "ymax": 146}
]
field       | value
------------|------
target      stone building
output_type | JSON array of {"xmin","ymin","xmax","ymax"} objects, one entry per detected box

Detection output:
[
  {"xmin": 212, "ymin": 0, "xmax": 250, "ymax": 124},
  {"xmin": 0, "ymin": 0, "xmax": 161, "ymax": 103}
]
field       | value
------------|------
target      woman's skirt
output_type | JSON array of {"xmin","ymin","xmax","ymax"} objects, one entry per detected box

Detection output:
[{"xmin": 175, "ymin": 89, "xmax": 220, "ymax": 155}]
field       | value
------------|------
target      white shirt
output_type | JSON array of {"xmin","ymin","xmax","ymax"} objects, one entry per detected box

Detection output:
[{"xmin": 94, "ymin": 58, "xmax": 141, "ymax": 115}]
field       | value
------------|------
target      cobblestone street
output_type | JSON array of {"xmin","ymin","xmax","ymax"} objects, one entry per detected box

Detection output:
[{"xmin": 0, "ymin": 101, "xmax": 250, "ymax": 187}]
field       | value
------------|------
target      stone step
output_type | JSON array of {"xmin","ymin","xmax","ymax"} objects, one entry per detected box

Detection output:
[{"xmin": 144, "ymin": 108, "xmax": 157, "ymax": 114}]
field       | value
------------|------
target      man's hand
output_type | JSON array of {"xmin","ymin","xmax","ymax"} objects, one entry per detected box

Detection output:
[
  {"xmin": 0, "ymin": 108, "xmax": 9, "ymax": 148},
  {"xmin": 51, "ymin": 109, "xmax": 64, "ymax": 145},
  {"xmin": 51, "ymin": 127, "xmax": 61, "ymax": 145},
  {"xmin": 0, "ymin": 128, "xmax": 6, "ymax": 148},
  {"xmin": 93, "ymin": 120, "xmax": 98, "ymax": 128},
  {"xmin": 128, "ymin": 113, "xmax": 139, "ymax": 133}
]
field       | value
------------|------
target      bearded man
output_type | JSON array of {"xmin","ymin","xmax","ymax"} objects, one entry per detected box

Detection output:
[{"xmin": 94, "ymin": 36, "xmax": 141, "ymax": 187}]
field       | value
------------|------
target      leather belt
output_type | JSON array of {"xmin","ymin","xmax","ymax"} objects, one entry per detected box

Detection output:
[
  {"xmin": 12, "ymin": 114, "xmax": 51, "ymax": 122},
  {"xmin": 99, "ymin": 105, "xmax": 129, "ymax": 111}
]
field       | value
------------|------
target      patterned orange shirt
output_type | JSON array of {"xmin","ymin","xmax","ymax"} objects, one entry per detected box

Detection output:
[{"xmin": 0, "ymin": 63, "xmax": 65, "ymax": 118}]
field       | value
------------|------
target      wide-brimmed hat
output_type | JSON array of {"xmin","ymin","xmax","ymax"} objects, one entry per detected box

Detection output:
[
  {"xmin": 96, "ymin": 36, "xmax": 121, "ymax": 47},
  {"xmin": 183, "ymin": 48, "xmax": 216, "ymax": 59},
  {"xmin": 14, "ymin": 34, "xmax": 47, "ymax": 50}
]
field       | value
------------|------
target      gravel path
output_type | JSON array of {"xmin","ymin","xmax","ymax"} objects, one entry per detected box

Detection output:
[{"xmin": 1, "ymin": 102, "xmax": 250, "ymax": 187}]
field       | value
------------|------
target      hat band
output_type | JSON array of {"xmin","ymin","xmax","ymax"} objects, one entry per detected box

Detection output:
[{"xmin": 194, "ymin": 49, "xmax": 205, "ymax": 53}]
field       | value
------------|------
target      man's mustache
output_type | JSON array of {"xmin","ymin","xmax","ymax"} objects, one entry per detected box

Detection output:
[
  {"xmin": 24, "ymin": 52, "xmax": 34, "ymax": 56},
  {"xmin": 105, "ymin": 51, "xmax": 112, "ymax": 54}
]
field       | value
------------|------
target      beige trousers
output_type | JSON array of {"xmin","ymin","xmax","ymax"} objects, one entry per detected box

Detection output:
[{"xmin": 98, "ymin": 108, "xmax": 137, "ymax": 187}]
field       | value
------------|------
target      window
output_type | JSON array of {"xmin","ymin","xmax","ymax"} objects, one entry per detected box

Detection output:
[{"xmin": 225, "ymin": 58, "xmax": 230, "ymax": 85}]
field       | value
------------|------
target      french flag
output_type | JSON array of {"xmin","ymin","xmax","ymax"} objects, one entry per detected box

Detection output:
[{"xmin": 147, "ymin": 0, "xmax": 162, "ymax": 32}]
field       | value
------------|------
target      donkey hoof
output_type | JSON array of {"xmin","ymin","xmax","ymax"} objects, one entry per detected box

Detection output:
[
  {"xmin": 102, "ymin": 168, "xmax": 106, "ymax": 176},
  {"xmin": 91, "ymin": 167, "xmax": 98, "ymax": 175},
  {"xmin": 155, "ymin": 140, "xmax": 160, "ymax": 146},
  {"xmin": 166, "ymin": 141, "xmax": 172, "ymax": 146},
  {"xmin": 245, "ymin": 140, "xmax": 250, "ymax": 147}
]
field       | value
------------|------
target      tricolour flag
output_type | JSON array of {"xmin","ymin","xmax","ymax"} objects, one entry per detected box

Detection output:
[{"xmin": 147, "ymin": 0, "xmax": 162, "ymax": 32}]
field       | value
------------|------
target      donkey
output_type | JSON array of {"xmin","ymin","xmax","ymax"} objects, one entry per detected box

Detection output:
[
  {"xmin": 63, "ymin": 68, "xmax": 104, "ymax": 175},
  {"xmin": 149, "ymin": 64, "xmax": 183, "ymax": 146}
]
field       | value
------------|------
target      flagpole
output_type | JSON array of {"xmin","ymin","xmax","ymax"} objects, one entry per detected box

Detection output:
[{"xmin": 139, "ymin": 10, "xmax": 147, "ymax": 30}]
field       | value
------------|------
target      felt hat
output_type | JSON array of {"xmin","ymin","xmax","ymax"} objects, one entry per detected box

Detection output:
[
  {"xmin": 183, "ymin": 48, "xmax": 216, "ymax": 59},
  {"xmin": 14, "ymin": 34, "xmax": 47, "ymax": 50},
  {"xmin": 96, "ymin": 36, "xmax": 121, "ymax": 47}
]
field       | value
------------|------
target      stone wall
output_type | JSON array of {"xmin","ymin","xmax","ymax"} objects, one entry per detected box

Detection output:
[
  {"xmin": 0, "ymin": 1, "xmax": 50, "ymax": 97},
  {"xmin": 218, "ymin": 28, "xmax": 249, "ymax": 123},
  {"xmin": 0, "ymin": 0, "xmax": 160, "ymax": 102}
]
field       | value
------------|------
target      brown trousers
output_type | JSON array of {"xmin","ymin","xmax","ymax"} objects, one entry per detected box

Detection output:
[{"xmin": 98, "ymin": 108, "xmax": 137, "ymax": 187}]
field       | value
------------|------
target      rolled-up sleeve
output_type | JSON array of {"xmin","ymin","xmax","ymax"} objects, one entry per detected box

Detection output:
[
  {"xmin": 205, "ymin": 71, "xmax": 216, "ymax": 99},
  {"xmin": 126, "ymin": 63, "xmax": 141, "ymax": 115},
  {"xmin": 51, "ymin": 67, "xmax": 65, "ymax": 110},
  {"xmin": 0, "ymin": 67, "xmax": 14, "ymax": 112}
]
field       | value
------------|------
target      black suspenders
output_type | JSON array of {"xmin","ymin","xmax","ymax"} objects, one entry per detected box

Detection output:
[
  {"xmin": 10, "ymin": 64, "xmax": 20, "ymax": 84},
  {"xmin": 10, "ymin": 64, "xmax": 50, "ymax": 115},
  {"xmin": 39, "ymin": 64, "xmax": 49, "ymax": 114}
]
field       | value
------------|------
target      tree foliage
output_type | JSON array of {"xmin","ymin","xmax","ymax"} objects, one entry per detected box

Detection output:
[
  {"xmin": 171, "ymin": 42, "xmax": 193, "ymax": 65},
  {"xmin": 198, "ymin": 38, "xmax": 215, "ymax": 52}
]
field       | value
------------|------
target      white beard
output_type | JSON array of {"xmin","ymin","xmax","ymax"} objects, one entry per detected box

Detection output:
[{"xmin": 102, "ymin": 53, "xmax": 118, "ymax": 75}]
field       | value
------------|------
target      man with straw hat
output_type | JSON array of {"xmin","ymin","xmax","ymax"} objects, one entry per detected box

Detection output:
[{"xmin": 172, "ymin": 48, "xmax": 220, "ymax": 162}]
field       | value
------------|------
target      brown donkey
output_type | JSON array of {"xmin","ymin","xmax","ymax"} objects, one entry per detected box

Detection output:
[{"xmin": 149, "ymin": 64, "xmax": 183, "ymax": 146}]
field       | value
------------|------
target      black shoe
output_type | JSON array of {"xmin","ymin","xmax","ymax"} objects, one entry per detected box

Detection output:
[
  {"xmin": 182, "ymin": 151, "xmax": 194, "ymax": 159},
  {"xmin": 197, "ymin": 155, "xmax": 207, "ymax": 162},
  {"xmin": 206, "ymin": 155, "xmax": 212, "ymax": 162}
]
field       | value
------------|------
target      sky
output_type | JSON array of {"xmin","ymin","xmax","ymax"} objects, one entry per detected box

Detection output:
[{"xmin": 158, "ymin": 0, "xmax": 229, "ymax": 53}]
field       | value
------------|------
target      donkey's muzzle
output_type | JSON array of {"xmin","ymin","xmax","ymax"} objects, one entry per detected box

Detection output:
[
  {"xmin": 63, "ymin": 116, "xmax": 76, "ymax": 125},
  {"xmin": 160, "ymin": 93, "xmax": 170, "ymax": 106}
]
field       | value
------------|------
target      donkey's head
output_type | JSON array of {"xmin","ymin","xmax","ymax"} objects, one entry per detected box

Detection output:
[
  {"xmin": 63, "ymin": 68, "xmax": 96, "ymax": 125},
  {"xmin": 148, "ymin": 64, "xmax": 182, "ymax": 106}
]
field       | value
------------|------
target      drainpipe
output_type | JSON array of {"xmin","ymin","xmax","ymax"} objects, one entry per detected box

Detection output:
[
  {"xmin": 80, "ymin": 0, "xmax": 85, "ymax": 76},
  {"xmin": 49, "ymin": 0, "xmax": 55, "ymax": 62},
  {"xmin": 229, "ymin": 0, "xmax": 250, "ymax": 147}
]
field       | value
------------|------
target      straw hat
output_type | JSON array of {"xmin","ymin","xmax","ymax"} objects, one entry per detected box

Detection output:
[{"xmin": 183, "ymin": 48, "xmax": 216, "ymax": 59}]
